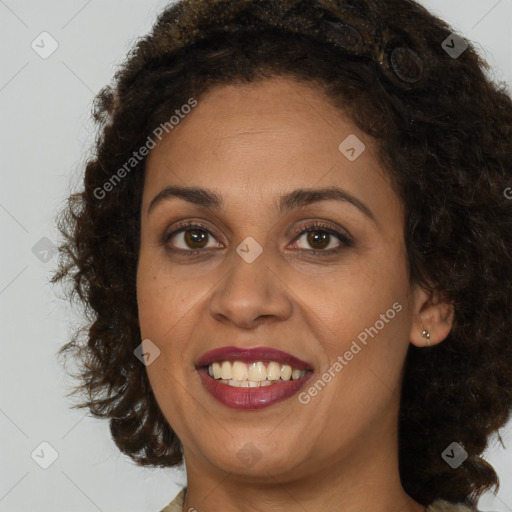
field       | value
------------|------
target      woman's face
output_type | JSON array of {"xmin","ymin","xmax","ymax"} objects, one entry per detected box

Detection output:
[{"xmin": 136, "ymin": 76, "xmax": 434, "ymax": 483}]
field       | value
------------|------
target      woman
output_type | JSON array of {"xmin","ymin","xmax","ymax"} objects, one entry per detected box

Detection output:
[{"xmin": 51, "ymin": 0, "xmax": 512, "ymax": 511}]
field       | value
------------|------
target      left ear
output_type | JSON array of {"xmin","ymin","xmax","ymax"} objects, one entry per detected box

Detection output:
[{"xmin": 409, "ymin": 285, "xmax": 455, "ymax": 348}]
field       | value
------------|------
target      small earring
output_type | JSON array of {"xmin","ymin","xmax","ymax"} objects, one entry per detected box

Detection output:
[{"xmin": 421, "ymin": 329, "xmax": 431, "ymax": 345}]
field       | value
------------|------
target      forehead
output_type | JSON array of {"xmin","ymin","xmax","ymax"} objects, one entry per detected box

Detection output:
[{"xmin": 143, "ymin": 76, "xmax": 395, "ymax": 215}]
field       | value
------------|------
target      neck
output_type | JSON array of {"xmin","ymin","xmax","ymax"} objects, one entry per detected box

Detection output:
[{"xmin": 181, "ymin": 418, "xmax": 425, "ymax": 512}]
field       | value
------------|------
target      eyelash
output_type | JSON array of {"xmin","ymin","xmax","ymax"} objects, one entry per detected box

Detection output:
[{"xmin": 162, "ymin": 220, "xmax": 353, "ymax": 257}]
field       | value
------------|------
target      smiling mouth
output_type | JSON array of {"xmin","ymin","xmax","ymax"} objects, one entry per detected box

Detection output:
[{"xmin": 200, "ymin": 360, "xmax": 313, "ymax": 387}]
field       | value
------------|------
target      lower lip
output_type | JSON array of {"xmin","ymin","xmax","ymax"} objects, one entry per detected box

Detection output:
[{"xmin": 197, "ymin": 367, "xmax": 313, "ymax": 410}]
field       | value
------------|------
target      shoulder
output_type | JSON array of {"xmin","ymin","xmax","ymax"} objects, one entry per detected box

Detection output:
[
  {"xmin": 426, "ymin": 499, "xmax": 490, "ymax": 512},
  {"xmin": 158, "ymin": 488, "xmax": 186, "ymax": 512},
  {"xmin": 158, "ymin": 492, "xmax": 493, "ymax": 512}
]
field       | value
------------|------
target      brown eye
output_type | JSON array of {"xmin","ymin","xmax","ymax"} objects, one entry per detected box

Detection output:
[
  {"xmin": 164, "ymin": 224, "xmax": 223, "ymax": 251},
  {"xmin": 182, "ymin": 228, "xmax": 208, "ymax": 249},
  {"xmin": 291, "ymin": 221, "xmax": 352, "ymax": 255},
  {"xmin": 295, "ymin": 229, "xmax": 340, "ymax": 252},
  {"xmin": 306, "ymin": 230, "xmax": 331, "ymax": 250},
  {"xmin": 163, "ymin": 220, "xmax": 352, "ymax": 257}
]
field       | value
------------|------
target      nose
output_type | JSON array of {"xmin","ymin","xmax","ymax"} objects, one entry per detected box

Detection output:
[{"xmin": 208, "ymin": 248, "xmax": 293, "ymax": 329}]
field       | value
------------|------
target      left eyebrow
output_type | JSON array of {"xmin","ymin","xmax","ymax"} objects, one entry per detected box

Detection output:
[
  {"xmin": 147, "ymin": 185, "xmax": 376, "ymax": 224},
  {"xmin": 277, "ymin": 186, "xmax": 376, "ymax": 223}
]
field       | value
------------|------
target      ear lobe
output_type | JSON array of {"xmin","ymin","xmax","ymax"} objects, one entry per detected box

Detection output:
[{"xmin": 409, "ymin": 287, "xmax": 455, "ymax": 348}]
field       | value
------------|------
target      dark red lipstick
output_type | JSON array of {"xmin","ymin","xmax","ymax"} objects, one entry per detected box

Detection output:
[{"xmin": 196, "ymin": 346, "xmax": 314, "ymax": 410}]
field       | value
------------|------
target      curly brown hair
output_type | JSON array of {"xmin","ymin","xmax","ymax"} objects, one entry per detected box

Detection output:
[{"xmin": 51, "ymin": 0, "xmax": 512, "ymax": 507}]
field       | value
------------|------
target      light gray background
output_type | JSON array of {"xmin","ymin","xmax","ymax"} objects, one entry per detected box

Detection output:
[{"xmin": 1, "ymin": 1, "xmax": 511, "ymax": 511}]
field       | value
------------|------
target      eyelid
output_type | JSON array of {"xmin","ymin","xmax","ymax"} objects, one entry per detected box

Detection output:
[
  {"xmin": 163, "ymin": 219, "xmax": 353, "ymax": 254},
  {"xmin": 289, "ymin": 220, "xmax": 353, "ymax": 254},
  {"xmin": 163, "ymin": 219, "xmax": 224, "ymax": 248},
  {"xmin": 291, "ymin": 219, "xmax": 352, "ymax": 242}
]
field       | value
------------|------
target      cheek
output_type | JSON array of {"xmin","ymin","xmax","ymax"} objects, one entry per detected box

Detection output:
[
  {"xmin": 287, "ymin": 244, "xmax": 411, "ymax": 382},
  {"xmin": 293, "ymin": 248, "xmax": 408, "ymax": 332},
  {"xmin": 136, "ymin": 254, "xmax": 198, "ymax": 414},
  {"xmin": 136, "ymin": 250, "xmax": 176, "ymax": 340},
  {"xmin": 136, "ymin": 249, "xmax": 212, "ymax": 351}
]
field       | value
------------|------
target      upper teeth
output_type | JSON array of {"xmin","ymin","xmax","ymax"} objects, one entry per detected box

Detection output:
[{"xmin": 208, "ymin": 361, "xmax": 307, "ymax": 383}]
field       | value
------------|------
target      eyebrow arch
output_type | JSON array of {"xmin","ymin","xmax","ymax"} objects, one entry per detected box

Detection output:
[{"xmin": 147, "ymin": 185, "xmax": 376, "ymax": 223}]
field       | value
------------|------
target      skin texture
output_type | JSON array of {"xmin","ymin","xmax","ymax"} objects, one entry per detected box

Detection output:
[{"xmin": 136, "ymin": 76, "xmax": 454, "ymax": 512}]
